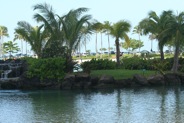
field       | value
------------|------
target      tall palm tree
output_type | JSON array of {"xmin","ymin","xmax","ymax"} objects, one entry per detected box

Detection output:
[
  {"xmin": 3, "ymin": 41, "xmax": 19, "ymax": 58},
  {"xmin": 33, "ymin": 3, "xmax": 64, "ymax": 48},
  {"xmin": 139, "ymin": 10, "xmax": 173, "ymax": 60},
  {"xmin": 91, "ymin": 22, "xmax": 103, "ymax": 57},
  {"xmin": 80, "ymin": 24, "xmax": 93, "ymax": 53},
  {"xmin": 110, "ymin": 20, "xmax": 131, "ymax": 65},
  {"xmin": 60, "ymin": 7, "xmax": 92, "ymax": 61},
  {"xmin": 0, "ymin": 26, "xmax": 9, "ymax": 57},
  {"xmin": 133, "ymin": 25, "xmax": 142, "ymax": 52},
  {"xmin": 149, "ymin": 34, "xmax": 156, "ymax": 52},
  {"xmin": 15, "ymin": 21, "xmax": 48, "ymax": 58},
  {"xmin": 103, "ymin": 21, "xmax": 111, "ymax": 58},
  {"xmin": 14, "ymin": 32, "xmax": 25, "ymax": 54},
  {"xmin": 160, "ymin": 11, "xmax": 184, "ymax": 72}
]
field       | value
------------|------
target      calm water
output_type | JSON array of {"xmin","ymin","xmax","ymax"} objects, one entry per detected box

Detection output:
[{"xmin": 0, "ymin": 87, "xmax": 184, "ymax": 123}]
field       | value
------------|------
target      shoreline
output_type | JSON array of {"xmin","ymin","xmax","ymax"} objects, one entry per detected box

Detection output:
[{"xmin": 0, "ymin": 72, "xmax": 183, "ymax": 90}]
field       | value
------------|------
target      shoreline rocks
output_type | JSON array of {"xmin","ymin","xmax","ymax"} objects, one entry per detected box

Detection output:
[{"xmin": 0, "ymin": 72, "xmax": 184, "ymax": 90}]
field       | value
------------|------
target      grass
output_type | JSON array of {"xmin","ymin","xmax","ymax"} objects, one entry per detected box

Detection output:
[{"xmin": 90, "ymin": 69, "xmax": 157, "ymax": 80}]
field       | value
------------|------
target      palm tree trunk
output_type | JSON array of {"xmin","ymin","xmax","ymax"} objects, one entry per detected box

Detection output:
[
  {"xmin": 171, "ymin": 45, "xmax": 180, "ymax": 73},
  {"xmin": 95, "ymin": 33, "xmax": 98, "ymax": 57},
  {"xmin": 160, "ymin": 49, "xmax": 164, "ymax": 61},
  {"xmin": 84, "ymin": 35, "xmax": 86, "ymax": 52},
  {"xmin": 21, "ymin": 40, "xmax": 23, "ymax": 54},
  {"xmin": 100, "ymin": 32, "xmax": 102, "ymax": 59},
  {"xmin": 26, "ymin": 41, "xmax": 27, "ymax": 55},
  {"xmin": 138, "ymin": 34, "xmax": 141, "ymax": 52},
  {"xmin": 0, "ymin": 36, "xmax": 2, "ymax": 58},
  {"xmin": 115, "ymin": 38, "xmax": 120, "ymax": 65},
  {"xmin": 108, "ymin": 34, "xmax": 110, "ymax": 59},
  {"xmin": 1, "ymin": 36, "xmax": 4, "ymax": 58}
]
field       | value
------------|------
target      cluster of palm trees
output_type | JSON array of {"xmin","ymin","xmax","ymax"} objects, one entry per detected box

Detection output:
[
  {"xmin": 138, "ymin": 10, "xmax": 184, "ymax": 72},
  {"xmin": 13, "ymin": 3, "xmax": 131, "ymax": 66},
  {"xmin": 1, "ymin": 3, "xmax": 184, "ymax": 73},
  {"xmin": 91, "ymin": 20, "xmax": 131, "ymax": 65}
]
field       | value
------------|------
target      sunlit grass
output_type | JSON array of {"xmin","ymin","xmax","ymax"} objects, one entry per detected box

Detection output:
[{"xmin": 90, "ymin": 69, "xmax": 157, "ymax": 80}]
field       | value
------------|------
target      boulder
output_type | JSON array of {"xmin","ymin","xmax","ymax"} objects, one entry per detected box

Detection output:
[
  {"xmin": 61, "ymin": 74, "xmax": 75, "ymax": 89},
  {"xmin": 115, "ymin": 78, "xmax": 133, "ymax": 87},
  {"xmin": 147, "ymin": 74, "xmax": 165, "ymax": 86},
  {"xmin": 90, "ymin": 76, "xmax": 99, "ymax": 86},
  {"xmin": 164, "ymin": 73, "xmax": 181, "ymax": 85},
  {"xmin": 178, "ymin": 73, "xmax": 184, "ymax": 85},
  {"xmin": 133, "ymin": 74, "xmax": 149, "ymax": 86},
  {"xmin": 0, "ymin": 78, "xmax": 21, "ymax": 89},
  {"xmin": 99, "ymin": 75, "xmax": 115, "ymax": 84},
  {"xmin": 75, "ymin": 73, "xmax": 90, "ymax": 83}
]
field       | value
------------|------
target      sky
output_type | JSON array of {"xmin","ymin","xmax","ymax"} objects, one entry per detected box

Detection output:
[{"xmin": 1, "ymin": 0, "xmax": 184, "ymax": 54}]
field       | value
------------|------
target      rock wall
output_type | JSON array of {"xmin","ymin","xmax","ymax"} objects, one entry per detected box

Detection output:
[{"xmin": 1, "ymin": 72, "xmax": 184, "ymax": 90}]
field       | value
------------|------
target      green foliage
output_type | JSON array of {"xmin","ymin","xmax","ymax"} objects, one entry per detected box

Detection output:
[
  {"xmin": 122, "ymin": 57, "xmax": 172, "ymax": 71},
  {"xmin": 122, "ymin": 57, "xmax": 147, "ymax": 70},
  {"xmin": 25, "ymin": 58, "xmax": 66, "ymax": 82},
  {"xmin": 121, "ymin": 38, "xmax": 144, "ymax": 51},
  {"xmin": 81, "ymin": 58, "xmax": 116, "ymax": 72},
  {"xmin": 42, "ymin": 44, "xmax": 67, "ymax": 58},
  {"xmin": 3, "ymin": 41, "xmax": 20, "ymax": 57},
  {"xmin": 91, "ymin": 69, "xmax": 156, "ymax": 80}
]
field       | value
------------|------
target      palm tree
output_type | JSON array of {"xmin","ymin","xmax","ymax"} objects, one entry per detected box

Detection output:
[
  {"xmin": 149, "ymin": 34, "xmax": 156, "ymax": 52},
  {"xmin": 33, "ymin": 3, "xmax": 64, "ymax": 49},
  {"xmin": 14, "ymin": 32, "xmax": 25, "ymax": 54},
  {"xmin": 133, "ymin": 25, "xmax": 142, "ymax": 52},
  {"xmin": 103, "ymin": 21, "xmax": 111, "ymax": 58},
  {"xmin": 15, "ymin": 21, "xmax": 48, "ymax": 58},
  {"xmin": 80, "ymin": 24, "xmax": 93, "ymax": 53},
  {"xmin": 91, "ymin": 21, "xmax": 103, "ymax": 57},
  {"xmin": 139, "ymin": 10, "xmax": 173, "ymax": 60},
  {"xmin": 3, "ymin": 41, "xmax": 20, "ymax": 58},
  {"xmin": 0, "ymin": 26, "xmax": 9, "ymax": 57},
  {"xmin": 160, "ymin": 11, "xmax": 184, "ymax": 72},
  {"xmin": 60, "ymin": 7, "xmax": 92, "ymax": 61},
  {"xmin": 110, "ymin": 20, "xmax": 131, "ymax": 65}
]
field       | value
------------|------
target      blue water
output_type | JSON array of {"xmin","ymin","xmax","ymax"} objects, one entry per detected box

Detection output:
[{"xmin": 0, "ymin": 87, "xmax": 184, "ymax": 123}]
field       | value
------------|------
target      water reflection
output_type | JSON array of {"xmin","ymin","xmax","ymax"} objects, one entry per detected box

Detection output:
[{"xmin": 0, "ymin": 87, "xmax": 184, "ymax": 123}]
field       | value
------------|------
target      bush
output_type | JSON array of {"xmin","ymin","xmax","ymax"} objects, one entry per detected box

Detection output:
[
  {"xmin": 24, "ymin": 57, "xmax": 66, "ymax": 82},
  {"xmin": 81, "ymin": 58, "xmax": 117, "ymax": 72},
  {"xmin": 121, "ymin": 57, "xmax": 172, "ymax": 71}
]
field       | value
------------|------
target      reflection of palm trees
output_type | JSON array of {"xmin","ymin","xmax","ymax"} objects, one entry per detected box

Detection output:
[
  {"xmin": 174, "ymin": 87, "xmax": 181, "ymax": 122},
  {"xmin": 159, "ymin": 87, "xmax": 166, "ymax": 123}
]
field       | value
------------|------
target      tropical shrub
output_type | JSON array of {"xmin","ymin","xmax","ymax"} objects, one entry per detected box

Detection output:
[
  {"xmin": 25, "ymin": 57, "xmax": 66, "ymax": 82},
  {"xmin": 42, "ymin": 44, "xmax": 67, "ymax": 58},
  {"xmin": 121, "ymin": 57, "xmax": 172, "ymax": 71},
  {"xmin": 81, "ymin": 58, "xmax": 116, "ymax": 72}
]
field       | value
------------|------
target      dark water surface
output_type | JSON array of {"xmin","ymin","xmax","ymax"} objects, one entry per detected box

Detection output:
[{"xmin": 0, "ymin": 87, "xmax": 184, "ymax": 123}]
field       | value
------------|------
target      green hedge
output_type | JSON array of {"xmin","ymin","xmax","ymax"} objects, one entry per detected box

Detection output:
[
  {"xmin": 121, "ymin": 57, "xmax": 173, "ymax": 71},
  {"xmin": 25, "ymin": 57, "xmax": 66, "ymax": 82},
  {"xmin": 81, "ymin": 58, "xmax": 117, "ymax": 72}
]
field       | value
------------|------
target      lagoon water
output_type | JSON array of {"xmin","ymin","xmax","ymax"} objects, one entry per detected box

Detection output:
[{"xmin": 0, "ymin": 87, "xmax": 184, "ymax": 123}]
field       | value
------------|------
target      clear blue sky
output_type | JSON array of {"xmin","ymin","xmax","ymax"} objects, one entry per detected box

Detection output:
[{"xmin": 1, "ymin": 0, "xmax": 184, "ymax": 54}]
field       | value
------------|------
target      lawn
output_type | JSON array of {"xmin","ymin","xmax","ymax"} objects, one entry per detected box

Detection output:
[{"xmin": 90, "ymin": 69, "xmax": 157, "ymax": 80}]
